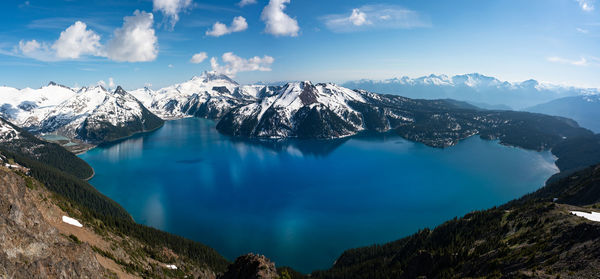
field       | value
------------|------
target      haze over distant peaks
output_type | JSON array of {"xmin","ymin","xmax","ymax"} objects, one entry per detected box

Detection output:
[{"xmin": 343, "ymin": 73, "xmax": 599, "ymax": 109}]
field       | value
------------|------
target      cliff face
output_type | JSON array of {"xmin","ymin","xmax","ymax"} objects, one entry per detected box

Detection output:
[{"xmin": 0, "ymin": 167, "xmax": 107, "ymax": 278}]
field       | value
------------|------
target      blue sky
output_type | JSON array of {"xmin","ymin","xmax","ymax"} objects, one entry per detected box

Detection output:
[{"xmin": 1, "ymin": 0, "xmax": 599, "ymax": 89}]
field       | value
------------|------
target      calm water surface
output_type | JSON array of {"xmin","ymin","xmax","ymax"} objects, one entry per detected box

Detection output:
[{"xmin": 79, "ymin": 118, "xmax": 558, "ymax": 272}]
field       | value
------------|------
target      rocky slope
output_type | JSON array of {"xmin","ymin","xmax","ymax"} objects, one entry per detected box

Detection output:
[
  {"xmin": 219, "ymin": 254, "xmax": 278, "ymax": 279},
  {"xmin": 0, "ymin": 166, "xmax": 108, "ymax": 278}
]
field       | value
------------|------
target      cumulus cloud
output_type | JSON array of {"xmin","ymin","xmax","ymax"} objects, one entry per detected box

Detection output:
[
  {"xmin": 106, "ymin": 10, "xmax": 158, "ymax": 62},
  {"xmin": 576, "ymin": 0, "xmax": 595, "ymax": 11},
  {"xmin": 210, "ymin": 52, "xmax": 274, "ymax": 77},
  {"xmin": 547, "ymin": 56, "xmax": 589, "ymax": 66},
  {"xmin": 238, "ymin": 0, "xmax": 257, "ymax": 7},
  {"xmin": 206, "ymin": 16, "xmax": 248, "ymax": 37},
  {"xmin": 16, "ymin": 11, "xmax": 158, "ymax": 63},
  {"xmin": 18, "ymin": 21, "xmax": 101, "ymax": 61},
  {"xmin": 52, "ymin": 21, "xmax": 102, "ymax": 59},
  {"xmin": 153, "ymin": 0, "xmax": 192, "ymax": 28},
  {"xmin": 18, "ymin": 39, "xmax": 55, "ymax": 61},
  {"xmin": 261, "ymin": 0, "xmax": 299, "ymax": 37},
  {"xmin": 190, "ymin": 52, "xmax": 207, "ymax": 63},
  {"xmin": 323, "ymin": 5, "xmax": 431, "ymax": 33}
]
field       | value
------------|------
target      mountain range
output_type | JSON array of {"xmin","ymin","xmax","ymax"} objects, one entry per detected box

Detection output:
[
  {"xmin": 0, "ymin": 72, "xmax": 596, "ymax": 153},
  {"xmin": 527, "ymin": 94, "xmax": 600, "ymax": 133},
  {"xmin": 343, "ymin": 73, "xmax": 599, "ymax": 110},
  {"xmin": 0, "ymin": 83, "xmax": 163, "ymax": 144}
]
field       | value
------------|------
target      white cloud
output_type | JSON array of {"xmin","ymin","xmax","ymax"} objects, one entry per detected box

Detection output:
[
  {"xmin": 153, "ymin": 0, "xmax": 192, "ymax": 28},
  {"xmin": 17, "ymin": 39, "xmax": 57, "ymax": 61},
  {"xmin": 349, "ymin": 9, "xmax": 370, "ymax": 26},
  {"xmin": 16, "ymin": 11, "xmax": 158, "ymax": 63},
  {"xmin": 52, "ymin": 21, "xmax": 102, "ymax": 59},
  {"xmin": 190, "ymin": 52, "xmax": 207, "ymax": 63},
  {"xmin": 576, "ymin": 27, "xmax": 589, "ymax": 33},
  {"xmin": 97, "ymin": 77, "xmax": 115, "ymax": 89},
  {"xmin": 576, "ymin": 0, "xmax": 595, "ymax": 11},
  {"xmin": 323, "ymin": 5, "xmax": 431, "ymax": 33},
  {"xmin": 238, "ymin": 0, "xmax": 257, "ymax": 7},
  {"xmin": 18, "ymin": 21, "xmax": 101, "ymax": 61},
  {"xmin": 261, "ymin": 0, "xmax": 299, "ymax": 37},
  {"xmin": 206, "ymin": 16, "xmax": 248, "ymax": 37},
  {"xmin": 547, "ymin": 56, "xmax": 589, "ymax": 66},
  {"xmin": 168, "ymin": 64, "xmax": 174, "ymax": 68},
  {"xmin": 106, "ymin": 10, "xmax": 158, "ymax": 62},
  {"xmin": 210, "ymin": 52, "xmax": 274, "ymax": 77}
]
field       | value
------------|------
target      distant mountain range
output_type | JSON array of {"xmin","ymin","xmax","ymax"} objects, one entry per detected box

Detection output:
[
  {"xmin": 527, "ymin": 94, "xmax": 600, "ymax": 133},
  {"xmin": 343, "ymin": 73, "xmax": 599, "ymax": 110}
]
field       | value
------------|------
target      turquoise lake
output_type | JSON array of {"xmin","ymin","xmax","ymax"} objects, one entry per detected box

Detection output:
[{"xmin": 79, "ymin": 118, "xmax": 558, "ymax": 273}]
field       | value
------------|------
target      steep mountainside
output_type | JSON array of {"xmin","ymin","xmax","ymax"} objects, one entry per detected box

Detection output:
[
  {"xmin": 0, "ymin": 167, "xmax": 108, "ymax": 278},
  {"xmin": 312, "ymin": 165, "xmax": 600, "ymax": 279},
  {"xmin": 343, "ymin": 73, "xmax": 598, "ymax": 109},
  {"xmin": 216, "ymin": 82, "xmax": 366, "ymax": 138},
  {"xmin": 527, "ymin": 94, "xmax": 600, "ymax": 133}
]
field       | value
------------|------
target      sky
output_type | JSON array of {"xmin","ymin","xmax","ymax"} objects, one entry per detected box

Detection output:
[{"xmin": 0, "ymin": 0, "xmax": 599, "ymax": 90}]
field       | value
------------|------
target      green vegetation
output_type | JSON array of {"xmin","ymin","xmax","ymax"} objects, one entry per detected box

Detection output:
[{"xmin": 0, "ymin": 120, "xmax": 93, "ymax": 179}]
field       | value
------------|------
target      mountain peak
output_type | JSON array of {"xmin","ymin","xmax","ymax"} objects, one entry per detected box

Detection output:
[
  {"xmin": 194, "ymin": 71, "xmax": 239, "ymax": 85},
  {"xmin": 45, "ymin": 81, "xmax": 71, "ymax": 90},
  {"xmin": 114, "ymin": 86, "xmax": 127, "ymax": 95}
]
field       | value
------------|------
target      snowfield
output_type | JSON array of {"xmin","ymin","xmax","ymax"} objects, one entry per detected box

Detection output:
[
  {"xmin": 571, "ymin": 211, "xmax": 600, "ymax": 222},
  {"xmin": 62, "ymin": 216, "xmax": 83, "ymax": 227}
]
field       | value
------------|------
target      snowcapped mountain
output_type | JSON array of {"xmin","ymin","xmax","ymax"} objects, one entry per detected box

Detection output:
[
  {"xmin": 0, "ymin": 118, "xmax": 20, "ymax": 142},
  {"xmin": 343, "ymin": 73, "xmax": 597, "ymax": 109},
  {"xmin": 130, "ymin": 71, "xmax": 276, "ymax": 120},
  {"xmin": 34, "ymin": 85, "xmax": 163, "ymax": 142},
  {"xmin": 0, "ymin": 82, "xmax": 77, "ymax": 128},
  {"xmin": 216, "ymin": 81, "xmax": 367, "ymax": 138},
  {"xmin": 0, "ymin": 83, "xmax": 163, "ymax": 143}
]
